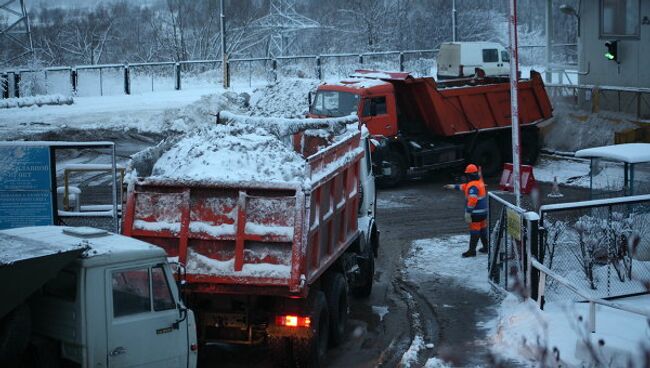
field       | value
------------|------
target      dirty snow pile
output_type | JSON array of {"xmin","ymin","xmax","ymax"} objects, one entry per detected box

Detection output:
[
  {"xmin": 149, "ymin": 112, "xmax": 358, "ymax": 186},
  {"xmin": 157, "ymin": 91, "xmax": 250, "ymax": 132},
  {"xmin": 543, "ymin": 108, "xmax": 639, "ymax": 152},
  {"xmin": 0, "ymin": 94, "xmax": 73, "ymax": 109},
  {"xmin": 248, "ymin": 78, "xmax": 320, "ymax": 118}
]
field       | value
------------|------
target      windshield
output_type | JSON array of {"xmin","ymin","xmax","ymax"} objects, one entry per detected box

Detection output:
[{"xmin": 310, "ymin": 91, "xmax": 360, "ymax": 117}]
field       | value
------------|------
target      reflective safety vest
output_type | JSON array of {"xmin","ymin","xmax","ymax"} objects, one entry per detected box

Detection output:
[{"xmin": 455, "ymin": 179, "xmax": 488, "ymax": 219}]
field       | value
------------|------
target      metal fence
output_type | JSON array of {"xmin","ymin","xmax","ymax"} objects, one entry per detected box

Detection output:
[
  {"xmin": 546, "ymin": 83, "xmax": 650, "ymax": 119},
  {"xmin": 0, "ymin": 49, "xmax": 436, "ymax": 99},
  {"xmin": 538, "ymin": 194, "xmax": 650, "ymax": 303}
]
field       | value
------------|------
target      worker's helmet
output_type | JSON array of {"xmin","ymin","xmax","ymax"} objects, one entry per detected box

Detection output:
[{"xmin": 464, "ymin": 164, "xmax": 479, "ymax": 174}]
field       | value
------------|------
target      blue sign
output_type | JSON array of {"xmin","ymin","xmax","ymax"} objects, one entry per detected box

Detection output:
[
  {"xmin": 0, "ymin": 191, "xmax": 54, "ymax": 229},
  {"xmin": 0, "ymin": 145, "xmax": 54, "ymax": 230},
  {"xmin": 0, "ymin": 146, "xmax": 52, "ymax": 190}
]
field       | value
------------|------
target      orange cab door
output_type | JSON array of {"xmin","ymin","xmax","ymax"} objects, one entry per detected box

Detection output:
[{"xmin": 360, "ymin": 94, "xmax": 397, "ymax": 137}]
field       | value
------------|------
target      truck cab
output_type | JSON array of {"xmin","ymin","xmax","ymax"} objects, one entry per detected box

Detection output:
[
  {"xmin": 0, "ymin": 226, "xmax": 198, "ymax": 368},
  {"xmin": 309, "ymin": 70, "xmax": 552, "ymax": 186}
]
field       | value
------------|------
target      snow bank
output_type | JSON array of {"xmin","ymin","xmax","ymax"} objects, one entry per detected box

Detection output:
[
  {"xmin": 400, "ymin": 335, "xmax": 425, "ymax": 368},
  {"xmin": 488, "ymin": 294, "xmax": 650, "ymax": 367},
  {"xmin": 0, "ymin": 94, "xmax": 73, "ymax": 109},
  {"xmin": 543, "ymin": 109, "xmax": 638, "ymax": 152}
]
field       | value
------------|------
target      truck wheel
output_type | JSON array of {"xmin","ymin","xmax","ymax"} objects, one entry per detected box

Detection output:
[
  {"xmin": 470, "ymin": 140, "xmax": 502, "ymax": 177},
  {"xmin": 0, "ymin": 304, "xmax": 31, "ymax": 363},
  {"xmin": 292, "ymin": 291, "xmax": 328, "ymax": 368},
  {"xmin": 323, "ymin": 273, "xmax": 348, "ymax": 347},
  {"xmin": 521, "ymin": 130, "xmax": 540, "ymax": 165},
  {"xmin": 379, "ymin": 150, "xmax": 405, "ymax": 188},
  {"xmin": 24, "ymin": 337, "xmax": 60, "ymax": 368},
  {"xmin": 352, "ymin": 238, "xmax": 375, "ymax": 298}
]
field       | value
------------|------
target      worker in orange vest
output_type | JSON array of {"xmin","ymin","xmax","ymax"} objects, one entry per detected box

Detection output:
[{"xmin": 444, "ymin": 164, "xmax": 489, "ymax": 257}]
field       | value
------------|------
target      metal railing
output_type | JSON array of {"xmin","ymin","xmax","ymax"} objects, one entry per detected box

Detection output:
[
  {"xmin": 0, "ymin": 49, "xmax": 437, "ymax": 98},
  {"xmin": 546, "ymin": 83, "xmax": 650, "ymax": 119},
  {"xmin": 532, "ymin": 258, "xmax": 650, "ymax": 333}
]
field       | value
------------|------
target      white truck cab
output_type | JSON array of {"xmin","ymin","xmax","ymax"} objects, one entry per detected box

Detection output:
[
  {"xmin": 436, "ymin": 41, "xmax": 510, "ymax": 79},
  {"xmin": 0, "ymin": 226, "xmax": 198, "ymax": 368}
]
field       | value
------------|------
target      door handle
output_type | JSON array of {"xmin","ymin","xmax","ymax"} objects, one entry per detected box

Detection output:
[{"xmin": 110, "ymin": 346, "xmax": 127, "ymax": 356}]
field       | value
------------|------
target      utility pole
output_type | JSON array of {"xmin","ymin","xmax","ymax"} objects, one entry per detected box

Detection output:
[
  {"xmin": 452, "ymin": 0, "xmax": 458, "ymax": 42},
  {"xmin": 508, "ymin": 0, "xmax": 521, "ymax": 207},
  {"xmin": 545, "ymin": 0, "xmax": 553, "ymax": 83},
  {"xmin": 220, "ymin": 0, "xmax": 229, "ymax": 88}
]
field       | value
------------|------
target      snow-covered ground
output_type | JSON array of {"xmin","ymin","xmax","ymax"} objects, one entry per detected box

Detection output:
[{"xmin": 404, "ymin": 234, "xmax": 650, "ymax": 367}]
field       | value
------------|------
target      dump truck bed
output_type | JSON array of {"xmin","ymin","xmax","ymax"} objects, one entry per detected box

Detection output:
[
  {"xmin": 123, "ymin": 121, "xmax": 364, "ymax": 298},
  {"xmin": 339, "ymin": 70, "xmax": 552, "ymax": 137}
]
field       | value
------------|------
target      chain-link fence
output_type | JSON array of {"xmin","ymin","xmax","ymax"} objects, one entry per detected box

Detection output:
[{"xmin": 539, "ymin": 195, "xmax": 650, "ymax": 303}]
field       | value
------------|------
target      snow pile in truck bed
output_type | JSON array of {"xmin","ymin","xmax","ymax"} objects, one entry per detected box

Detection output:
[
  {"xmin": 157, "ymin": 91, "xmax": 250, "ymax": 132},
  {"xmin": 248, "ymin": 78, "xmax": 320, "ymax": 118},
  {"xmin": 149, "ymin": 112, "xmax": 359, "ymax": 186},
  {"xmin": 152, "ymin": 123, "xmax": 307, "ymax": 184}
]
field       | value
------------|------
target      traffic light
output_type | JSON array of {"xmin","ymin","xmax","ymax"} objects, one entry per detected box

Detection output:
[{"xmin": 605, "ymin": 41, "xmax": 618, "ymax": 62}]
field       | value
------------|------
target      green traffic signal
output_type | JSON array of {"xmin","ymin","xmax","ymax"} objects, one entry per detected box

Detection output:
[{"xmin": 605, "ymin": 41, "xmax": 618, "ymax": 62}]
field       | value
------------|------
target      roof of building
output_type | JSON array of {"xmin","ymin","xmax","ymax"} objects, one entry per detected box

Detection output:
[
  {"xmin": 575, "ymin": 143, "xmax": 650, "ymax": 164},
  {"xmin": 1, "ymin": 226, "xmax": 165, "ymax": 267}
]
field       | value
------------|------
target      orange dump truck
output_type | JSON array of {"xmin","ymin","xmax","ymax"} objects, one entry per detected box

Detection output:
[
  {"xmin": 309, "ymin": 69, "xmax": 553, "ymax": 185},
  {"xmin": 122, "ymin": 113, "xmax": 379, "ymax": 367}
]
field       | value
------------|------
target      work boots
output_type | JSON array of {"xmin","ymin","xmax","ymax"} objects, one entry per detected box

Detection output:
[
  {"xmin": 462, "ymin": 232, "xmax": 488, "ymax": 257},
  {"xmin": 462, "ymin": 249, "xmax": 476, "ymax": 258}
]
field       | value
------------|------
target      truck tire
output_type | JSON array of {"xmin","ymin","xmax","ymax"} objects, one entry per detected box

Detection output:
[
  {"xmin": 323, "ymin": 273, "xmax": 348, "ymax": 347},
  {"xmin": 24, "ymin": 337, "xmax": 61, "ymax": 368},
  {"xmin": 0, "ymin": 304, "xmax": 31, "ymax": 363},
  {"xmin": 379, "ymin": 149, "xmax": 406, "ymax": 188},
  {"xmin": 521, "ymin": 129, "xmax": 540, "ymax": 165},
  {"xmin": 292, "ymin": 291, "xmax": 328, "ymax": 368},
  {"xmin": 470, "ymin": 139, "xmax": 502, "ymax": 177},
  {"xmin": 352, "ymin": 237, "xmax": 374, "ymax": 298}
]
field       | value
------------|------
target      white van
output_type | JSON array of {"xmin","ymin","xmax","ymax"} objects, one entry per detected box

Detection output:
[{"xmin": 436, "ymin": 42, "xmax": 510, "ymax": 79}]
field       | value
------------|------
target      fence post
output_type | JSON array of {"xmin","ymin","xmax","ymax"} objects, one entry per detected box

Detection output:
[
  {"xmin": 1, "ymin": 73, "xmax": 8, "ymax": 99},
  {"xmin": 399, "ymin": 52, "xmax": 405, "ymax": 72},
  {"xmin": 525, "ymin": 212, "xmax": 540, "ymax": 301},
  {"xmin": 589, "ymin": 301, "xmax": 596, "ymax": 333},
  {"xmin": 14, "ymin": 72, "xmax": 20, "ymax": 98},
  {"xmin": 124, "ymin": 63, "xmax": 131, "ymax": 95},
  {"xmin": 358, "ymin": 54, "xmax": 364, "ymax": 65},
  {"xmin": 591, "ymin": 86, "xmax": 600, "ymax": 113},
  {"xmin": 175, "ymin": 62, "xmax": 181, "ymax": 90},
  {"xmin": 272, "ymin": 59, "xmax": 277, "ymax": 83},
  {"xmin": 316, "ymin": 56, "xmax": 322, "ymax": 80},
  {"xmin": 71, "ymin": 68, "xmax": 78, "ymax": 95}
]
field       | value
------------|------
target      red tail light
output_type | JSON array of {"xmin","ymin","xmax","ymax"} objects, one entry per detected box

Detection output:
[{"xmin": 276, "ymin": 315, "xmax": 311, "ymax": 328}]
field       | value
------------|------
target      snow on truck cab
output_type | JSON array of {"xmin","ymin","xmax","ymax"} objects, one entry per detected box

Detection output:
[
  {"xmin": 309, "ymin": 69, "xmax": 553, "ymax": 186},
  {"xmin": 436, "ymin": 41, "xmax": 510, "ymax": 79},
  {"xmin": 122, "ymin": 112, "xmax": 378, "ymax": 367},
  {"xmin": 0, "ymin": 226, "xmax": 198, "ymax": 368}
]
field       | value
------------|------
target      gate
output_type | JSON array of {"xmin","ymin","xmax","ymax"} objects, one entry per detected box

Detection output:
[{"xmin": 487, "ymin": 192, "xmax": 540, "ymax": 297}]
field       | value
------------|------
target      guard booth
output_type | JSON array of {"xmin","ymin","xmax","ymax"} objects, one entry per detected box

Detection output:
[
  {"xmin": 0, "ymin": 141, "xmax": 121, "ymax": 232},
  {"xmin": 575, "ymin": 143, "xmax": 650, "ymax": 199}
]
